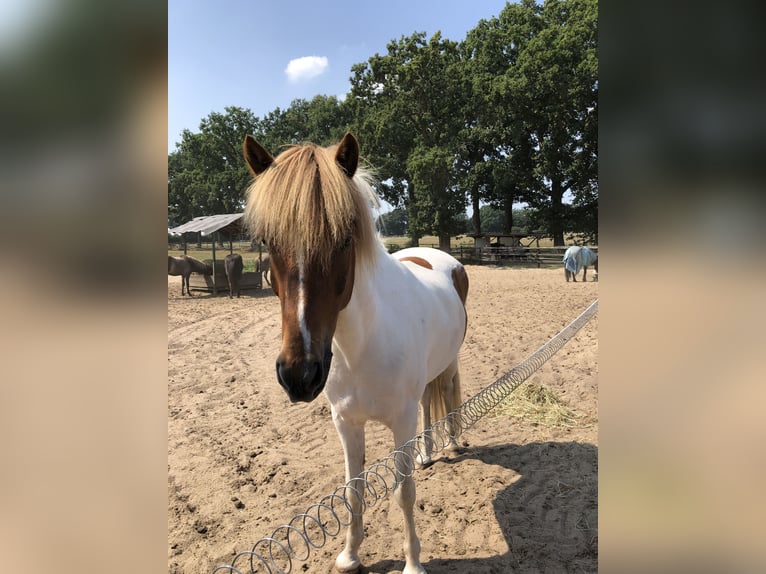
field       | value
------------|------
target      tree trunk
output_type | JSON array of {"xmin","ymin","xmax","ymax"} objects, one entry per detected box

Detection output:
[
  {"xmin": 406, "ymin": 182, "xmax": 421, "ymax": 247},
  {"xmin": 550, "ymin": 180, "xmax": 565, "ymax": 246},
  {"xmin": 438, "ymin": 232, "xmax": 451, "ymax": 253},
  {"xmin": 471, "ymin": 190, "xmax": 481, "ymax": 235},
  {"xmin": 503, "ymin": 199, "xmax": 514, "ymax": 233}
]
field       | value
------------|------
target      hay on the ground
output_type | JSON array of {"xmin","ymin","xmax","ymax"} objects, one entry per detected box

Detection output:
[{"xmin": 490, "ymin": 381, "xmax": 579, "ymax": 428}]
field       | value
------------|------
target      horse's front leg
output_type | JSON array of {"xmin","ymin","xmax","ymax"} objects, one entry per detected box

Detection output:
[
  {"xmin": 332, "ymin": 411, "xmax": 366, "ymax": 573},
  {"xmin": 393, "ymin": 409, "xmax": 426, "ymax": 574},
  {"xmin": 582, "ymin": 266, "xmax": 587, "ymax": 282}
]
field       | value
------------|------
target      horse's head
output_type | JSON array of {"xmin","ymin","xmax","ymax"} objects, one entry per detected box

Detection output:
[{"xmin": 243, "ymin": 133, "xmax": 371, "ymax": 403}]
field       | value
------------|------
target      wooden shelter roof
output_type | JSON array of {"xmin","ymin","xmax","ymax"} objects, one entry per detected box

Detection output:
[{"xmin": 168, "ymin": 213, "xmax": 244, "ymax": 236}]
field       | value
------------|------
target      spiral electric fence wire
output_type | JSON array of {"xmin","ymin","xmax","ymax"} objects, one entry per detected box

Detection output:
[{"xmin": 213, "ymin": 299, "xmax": 599, "ymax": 574}]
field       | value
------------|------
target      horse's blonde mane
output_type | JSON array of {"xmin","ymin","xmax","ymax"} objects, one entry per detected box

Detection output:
[{"xmin": 244, "ymin": 143, "xmax": 380, "ymax": 270}]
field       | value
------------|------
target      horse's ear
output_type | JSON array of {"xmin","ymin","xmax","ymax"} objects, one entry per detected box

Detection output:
[
  {"xmin": 335, "ymin": 132, "xmax": 359, "ymax": 178},
  {"xmin": 243, "ymin": 135, "xmax": 274, "ymax": 176}
]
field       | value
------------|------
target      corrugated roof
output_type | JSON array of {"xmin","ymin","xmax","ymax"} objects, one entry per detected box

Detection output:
[{"xmin": 168, "ymin": 213, "xmax": 244, "ymax": 236}]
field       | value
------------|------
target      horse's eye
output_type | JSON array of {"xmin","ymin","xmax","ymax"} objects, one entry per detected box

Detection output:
[{"xmin": 340, "ymin": 235, "xmax": 352, "ymax": 252}]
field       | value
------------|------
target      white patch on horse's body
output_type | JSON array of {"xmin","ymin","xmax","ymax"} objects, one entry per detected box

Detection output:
[
  {"xmin": 327, "ymin": 246, "xmax": 466, "ymax": 426},
  {"xmin": 297, "ymin": 256, "xmax": 312, "ymax": 357}
]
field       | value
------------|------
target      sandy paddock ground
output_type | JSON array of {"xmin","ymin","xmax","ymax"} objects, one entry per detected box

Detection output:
[{"xmin": 168, "ymin": 264, "xmax": 598, "ymax": 573}]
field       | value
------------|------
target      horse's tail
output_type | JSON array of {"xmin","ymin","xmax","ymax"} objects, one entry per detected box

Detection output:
[{"xmin": 429, "ymin": 359, "xmax": 462, "ymax": 442}]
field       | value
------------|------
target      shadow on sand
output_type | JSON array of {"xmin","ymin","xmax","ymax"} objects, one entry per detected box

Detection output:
[{"xmin": 364, "ymin": 441, "xmax": 597, "ymax": 574}]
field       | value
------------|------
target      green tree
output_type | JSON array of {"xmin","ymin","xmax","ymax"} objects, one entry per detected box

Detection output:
[
  {"xmin": 168, "ymin": 1, "xmax": 597, "ymax": 244},
  {"xmin": 349, "ymin": 32, "xmax": 467, "ymax": 249},
  {"xmin": 478, "ymin": 205, "xmax": 504, "ymax": 233},
  {"xmin": 476, "ymin": 205, "xmax": 534, "ymax": 234},
  {"xmin": 259, "ymin": 95, "xmax": 350, "ymax": 150},
  {"xmin": 168, "ymin": 106, "xmax": 259, "ymax": 226},
  {"xmin": 459, "ymin": 0, "xmax": 542, "ymax": 234},
  {"xmin": 377, "ymin": 207, "xmax": 408, "ymax": 236},
  {"xmin": 168, "ymin": 97, "xmax": 350, "ymax": 229},
  {"xmin": 510, "ymin": 0, "xmax": 598, "ymax": 245},
  {"xmin": 458, "ymin": 0, "xmax": 597, "ymax": 243}
]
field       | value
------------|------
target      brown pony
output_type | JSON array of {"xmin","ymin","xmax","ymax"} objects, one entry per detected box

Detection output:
[
  {"xmin": 224, "ymin": 253, "xmax": 244, "ymax": 298},
  {"xmin": 167, "ymin": 255, "xmax": 212, "ymax": 296}
]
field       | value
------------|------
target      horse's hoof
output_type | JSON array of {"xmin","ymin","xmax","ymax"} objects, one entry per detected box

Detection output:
[
  {"xmin": 415, "ymin": 453, "xmax": 433, "ymax": 468},
  {"xmin": 419, "ymin": 459, "xmax": 434, "ymax": 469},
  {"xmin": 335, "ymin": 552, "xmax": 361, "ymax": 573},
  {"xmin": 403, "ymin": 563, "xmax": 427, "ymax": 574}
]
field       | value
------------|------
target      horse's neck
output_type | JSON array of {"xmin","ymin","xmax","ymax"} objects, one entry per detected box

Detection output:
[{"xmin": 332, "ymin": 244, "xmax": 396, "ymax": 363}]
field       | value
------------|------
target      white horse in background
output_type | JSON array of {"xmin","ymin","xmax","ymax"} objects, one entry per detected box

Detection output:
[{"xmin": 563, "ymin": 245, "xmax": 598, "ymax": 282}]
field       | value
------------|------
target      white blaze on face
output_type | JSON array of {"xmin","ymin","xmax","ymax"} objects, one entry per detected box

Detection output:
[{"xmin": 297, "ymin": 256, "xmax": 311, "ymax": 356}]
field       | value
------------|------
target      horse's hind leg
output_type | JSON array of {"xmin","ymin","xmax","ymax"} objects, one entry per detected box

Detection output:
[
  {"xmin": 444, "ymin": 364, "xmax": 462, "ymax": 452},
  {"xmin": 582, "ymin": 266, "xmax": 587, "ymax": 282},
  {"xmin": 436, "ymin": 360, "xmax": 462, "ymax": 454},
  {"xmin": 420, "ymin": 360, "xmax": 462, "ymax": 466},
  {"xmin": 417, "ymin": 384, "xmax": 433, "ymax": 467}
]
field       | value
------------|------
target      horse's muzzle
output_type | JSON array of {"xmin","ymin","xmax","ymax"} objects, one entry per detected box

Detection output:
[{"xmin": 275, "ymin": 350, "xmax": 333, "ymax": 403}]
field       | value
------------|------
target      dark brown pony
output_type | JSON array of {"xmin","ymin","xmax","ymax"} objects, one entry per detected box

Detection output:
[
  {"xmin": 167, "ymin": 255, "xmax": 212, "ymax": 296},
  {"xmin": 224, "ymin": 253, "xmax": 244, "ymax": 298}
]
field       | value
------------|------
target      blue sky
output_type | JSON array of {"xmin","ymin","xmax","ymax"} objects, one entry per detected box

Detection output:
[{"xmin": 168, "ymin": 0, "xmax": 511, "ymax": 152}]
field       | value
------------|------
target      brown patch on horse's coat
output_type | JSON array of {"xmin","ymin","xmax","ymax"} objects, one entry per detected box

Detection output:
[
  {"xmin": 399, "ymin": 256, "xmax": 433, "ymax": 270},
  {"xmin": 451, "ymin": 265, "xmax": 469, "ymax": 340},
  {"xmin": 451, "ymin": 266, "xmax": 469, "ymax": 305}
]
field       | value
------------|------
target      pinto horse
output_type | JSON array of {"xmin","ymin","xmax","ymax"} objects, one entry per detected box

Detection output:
[
  {"xmin": 167, "ymin": 255, "xmax": 213, "ymax": 296},
  {"xmin": 563, "ymin": 245, "xmax": 598, "ymax": 282},
  {"xmin": 243, "ymin": 133, "xmax": 468, "ymax": 574}
]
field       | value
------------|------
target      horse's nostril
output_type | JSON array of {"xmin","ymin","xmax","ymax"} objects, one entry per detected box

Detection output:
[
  {"xmin": 276, "ymin": 359, "xmax": 290, "ymax": 390},
  {"xmin": 310, "ymin": 360, "xmax": 323, "ymax": 383},
  {"xmin": 275, "ymin": 357, "xmax": 327, "ymax": 402},
  {"xmin": 307, "ymin": 361, "xmax": 325, "ymax": 398}
]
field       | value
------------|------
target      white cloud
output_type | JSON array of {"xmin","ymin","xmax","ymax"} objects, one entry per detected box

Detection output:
[{"xmin": 284, "ymin": 56, "xmax": 329, "ymax": 82}]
